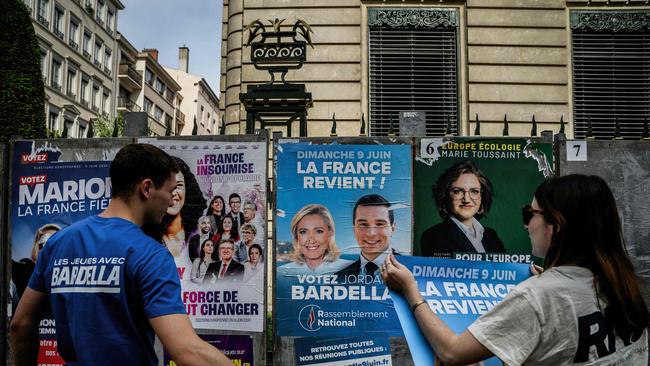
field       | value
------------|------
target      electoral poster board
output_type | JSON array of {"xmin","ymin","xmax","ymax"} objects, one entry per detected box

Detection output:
[
  {"xmin": 10, "ymin": 139, "xmax": 125, "ymax": 366},
  {"xmin": 141, "ymin": 139, "xmax": 267, "ymax": 332},
  {"xmin": 414, "ymin": 137, "xmax": 554, "ymax": 261},
  {"xmin": 275, "ymin": 139, "xmax": 412, "ymax": 337}
]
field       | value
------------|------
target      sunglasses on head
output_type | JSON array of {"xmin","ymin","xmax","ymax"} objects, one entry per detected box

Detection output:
[{"xmin": 522, "ymin": 205, "xmax": 544, "ymax": 225}]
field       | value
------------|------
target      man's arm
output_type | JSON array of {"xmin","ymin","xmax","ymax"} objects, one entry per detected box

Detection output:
[
  {"xmin": 10, "ymin": 288, "xmax": 48, "ymax": 366},
  {"xmin": 150, "ymin": 314, "xmax": 232, "ymax": 366}
]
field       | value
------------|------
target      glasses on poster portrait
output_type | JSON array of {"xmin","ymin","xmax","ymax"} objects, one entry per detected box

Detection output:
[
  {"xmin": 450, "ymin": 188, "xmax": 481, "ymax": 201},
  {"xmin": 242, "ymin": 231, "xmax": 255, "ymax": 236},
  {"xmin": 522, "ymin": 205, "xmax": 544, "ymax": 226}
]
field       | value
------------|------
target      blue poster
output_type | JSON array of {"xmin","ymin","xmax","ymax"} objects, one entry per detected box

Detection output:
[
  {"xmin": 390, "ymin": 256, "xmax": 530, "ymax": 366},
  {"xmin": 295, "ymin": 335, "xmax": 392, "ymax": 366},
  {"xmin": 275, "ymin": 141, "xmax": 412, "ymax": 337},
  {"xmin": 10, "ymin": 141, "xmax": 114, "ymax": 366}
]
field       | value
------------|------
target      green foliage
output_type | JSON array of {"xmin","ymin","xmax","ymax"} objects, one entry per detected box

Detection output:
[
  {"xmin": 92, "ymin": 114, "xmax": 124, "ymax": 137},
  {"xmin": 0, "ymin": 0, "xmax": 46, "ymax": 143}
]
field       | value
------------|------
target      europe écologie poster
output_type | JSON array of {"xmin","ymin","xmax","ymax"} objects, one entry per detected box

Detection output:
[
  {"xmin": 141, "ymin": 139, "xmax": 266, "ymax": 331},
  {"xmin": 414, "ymin": 137, "xmax": 553, "ymax": 260},
  {"xmin": 275, "ymin": 141, "xmax": 412, "ymax": 337},
  {"xmin": 10, "ymin": 141, "xmax": 115, "ymax": 366}
]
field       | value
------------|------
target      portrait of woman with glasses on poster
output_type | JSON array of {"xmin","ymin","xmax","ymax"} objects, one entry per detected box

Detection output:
[{"xmin": 420, "ymin": 160, "xmax": 506, "ymax": 258}]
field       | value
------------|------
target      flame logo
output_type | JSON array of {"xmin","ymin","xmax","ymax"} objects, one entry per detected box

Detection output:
[
  {"xmin": 298, "ymin": 305, "xmax": 321, "ymax": 332},
  {"xmin": 307, "ymin": 307, "xmax": 316, "ymax": 329}
]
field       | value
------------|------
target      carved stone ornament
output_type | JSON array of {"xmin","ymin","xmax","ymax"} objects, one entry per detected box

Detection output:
[
  {"xmin": 570, "ymin": 11, "xmax": 650, "ymax": 32},
  {"xmin": 368, "ymin": 8, "xmax": 458, "ymax": 29}
]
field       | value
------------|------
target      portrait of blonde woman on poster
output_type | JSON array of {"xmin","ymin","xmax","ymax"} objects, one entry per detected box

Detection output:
[
  {"xmin": 420, "ymin": 160, "xmax": 506, "ymax": 258},
  {"xmin": 12, "ymin": 223, "xmax": 61, "ymax": 300},
  {"xmin": 190, "ymin": 239, "xmax": 217, "ymax": 284},
  {"xmin": 144, "ymin": 156, "xmax": 206, "ymax": 258},
  {"xmin": 278, "ymin": 204, "xmax": 351, "ymax": 276},
  {"xmin": 384, "ymin": 174, "xmax": 648, "ymax": 365}
]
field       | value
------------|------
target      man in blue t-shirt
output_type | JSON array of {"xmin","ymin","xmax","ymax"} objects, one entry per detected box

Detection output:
[{"xmin": 10, "ymin": 144, "xmax": 231, "ymax": 366}]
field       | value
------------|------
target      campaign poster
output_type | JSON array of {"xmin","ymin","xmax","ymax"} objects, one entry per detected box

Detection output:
[
  {"xmin": 275, "ymin": 141, "xmax": 412, "ymax": 337},
  {"xmin": 10, "ymin": 141, "xmax": 114, "ymax": 366},
  {"xmin": 141, "ymin": 139, "xmax": 266, "ymax": 331},
  {"xmin": 163, "ymin": 334, "xmax": 254, "ymax": 366},
  {"xmin": 414, "ymin": 137, "xmax": 553, "ymax": 260},
  {"xmin": 295, "ymin": 335, "xmax": 392, "ymax": 366},
  {"xmin": 390, "ymin": 256, "xmax": 530, "ymax": 366}
]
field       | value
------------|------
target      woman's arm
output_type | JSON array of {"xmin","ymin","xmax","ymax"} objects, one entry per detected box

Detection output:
[{"xmin": 382, "ymin": 255, "xmax": 493, "ymax": 365}]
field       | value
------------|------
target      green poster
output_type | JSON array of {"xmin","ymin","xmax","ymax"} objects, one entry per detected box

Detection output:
[{"xmin": 414, "ymin": 137, "xmax": 554, "ymax": 262}]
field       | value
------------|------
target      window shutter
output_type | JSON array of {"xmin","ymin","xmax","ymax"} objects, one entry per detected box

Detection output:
[
  {"xmin": 368, "ymin": 8, "xmax": 459, "ymax": 136},
  {"xmin": 571, "ymin": 11, "xmax": 650, "ymax": 139}
]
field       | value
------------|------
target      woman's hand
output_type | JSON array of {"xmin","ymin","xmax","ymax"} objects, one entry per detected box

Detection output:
[{"xmin": 381, "ymin": 254, "xmax": 422, "ymax": 305}]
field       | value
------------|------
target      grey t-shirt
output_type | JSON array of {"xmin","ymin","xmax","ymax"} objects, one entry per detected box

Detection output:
[{"xmin": 469, "ymin": 266, "xmax": 648, "ymax": 365}]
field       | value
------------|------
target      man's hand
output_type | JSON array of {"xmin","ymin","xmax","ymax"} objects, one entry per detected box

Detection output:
[
  {"xmin": 10, "ymin": 288, "xmax": 48, "ymax": 366},
  {"xmin": 150, "ymin": 314, "xmax": 232, "ymax": 366}
]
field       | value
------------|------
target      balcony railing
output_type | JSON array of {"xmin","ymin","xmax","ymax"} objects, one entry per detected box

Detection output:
[
  {"xmin": 91, "ymin": 105, "xmax": 99, "ymax": 112},
  {"xmin": 104, "ymin": 66, "xmax": 111, "ymax": 76},
  {"xmin": 80, "ymin": 99, "xmax": 89, "ymax": 108},
  {"xmin": 105, "ymin": 25, "xmax": 113, "ymax": 35},
  {"xmin": 118, "ymin": 63, "xmax": 142, "ymax": 84},
  {"xmin": 54, "ymin": 29, "xmax": 64, "ymax": 40},
  {"xmin": 83, "ymin": 50, "xmax": 91, "ymax": 60},
  {"xmin": 96, "ymin": 17, "xmax": 104, "ymax": 26},
  {"xmin": 37, "ymin": 15, "xmax": 49, "ymax": 28},
  {"xmin": 93, "ymin": 59, "xmax": 101, "ymax": 68},
  {"xmin": 66, "ymin": 90, "xmax": 76, "ymax": 99},
  {"xmin": 51, "ymin": 82, "xmax": 62, "ymax": 92},
  {"xmin": 165, "ymin": 92, "xmax": 174, "ymax": 105},
  {"xmin": 175, "ymin": 109, "xmax": 185, "ymax": 124},
  {"xmin": 69, "ymin": 39, "xmax": 79, "ymax": 51},
  {"xmin": 117, "ymin": 97, "xmax": 141, "ymax": 112}
]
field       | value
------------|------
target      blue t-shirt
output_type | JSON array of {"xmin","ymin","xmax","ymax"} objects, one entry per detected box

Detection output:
[{"xmin": 28, "ymin": 215, "xmax": 186, "ymax": 365}]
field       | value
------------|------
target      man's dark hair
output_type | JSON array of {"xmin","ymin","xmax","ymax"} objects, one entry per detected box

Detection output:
[
  {"xmin": 352, "ymin": 194, "xmax": 394, "ymax": 225},
  {"xmin": 110, "ymin": 143, "xmax": 178, "ymax": 199},
  {"xmin": 433, "ymin": 160, "xmax": 493, "ymax": 219},
  {"xmin": 229, "ymin": 193, "xmax": 241, "ymax": 204}
]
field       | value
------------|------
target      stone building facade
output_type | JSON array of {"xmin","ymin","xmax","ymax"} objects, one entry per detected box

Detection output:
[
  {"xmin": 27, "ymin": 0, "xmax": 124, "ymax": 137},
  {"xmin": 220, "ymin": 0, "xmax": 650, "ymax": 139}
]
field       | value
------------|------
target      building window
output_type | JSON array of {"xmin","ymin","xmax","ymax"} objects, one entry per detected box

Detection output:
[
  {"xmin": 83, "ymin": 30, "xmax": 92, "ymax": 59},
  {"xmin": 40, "ymin": 47, "xmax": 48, "ymax": 80},
  {"xmin": 368, "ymin": 8, "xmax": 459, "ymax": 136},
  {"xmin": 92, "ymin": 83, "xmax": 100, "ymax": 111},
  {"xmin": 51, "ymin": 57, "xmax": 62, "ymax": 90},
  {"xmin": 37, "ymin": 0, "xmax": 49, "ymax": 27},
  {"xmin": 106, "ymin": 9, "xmax": 114, "ymax": 32},
  {"xmin": 69, "ymin": 17, "xmax": 80, "ymax": 50},
  {"xmin": 102, "ymin": 90, "xmax": 110, "ymax": 115},
  {"xmin": 66, "ymin": 67, "xmax": 77, "ymax": 98},
  {"xmin": 23, "ymin": 0, "xmax": 33, "ymax": 12},
  {"xmin": 143, "ymin": 98, "xmax": 153, "ymax": 113},
  {"xmin": 80, "ymin": 75, "xmax": 90, "ymax": 106},
  {"xmin": 94, "ymin": 40, "xmax": 102, "ymax": 66},
  {"xmin": 104, "ymin": 48, "xmax": 112, "ymax": 71},
  {"xmin": 48, "ymin": 109, "xmax": 58, "ymax": 131},
  {"xmin": 571, "ymin": 11, "xmax": 650, "ymax": 139},
  {"xmin": 96, "ymin": 0, "xmax": 104, "ymax": 24},
  {"xmin": 145, "ymin": 68, "xmax": 154, "ymax": 85},
  {"xmin": 154, "ymin": 78, "xmax": 165, "ymax": 95},
  {"xmin": 53, "ymin": 5, "xmax": 64, "ymax": 38},
  {"xmin": 154, "ymin": 106, "xmax": 163, "ymax": 121},
  {"xmin": 79, "ymin": 121, "xmax": 87, "ymax": 138}
]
